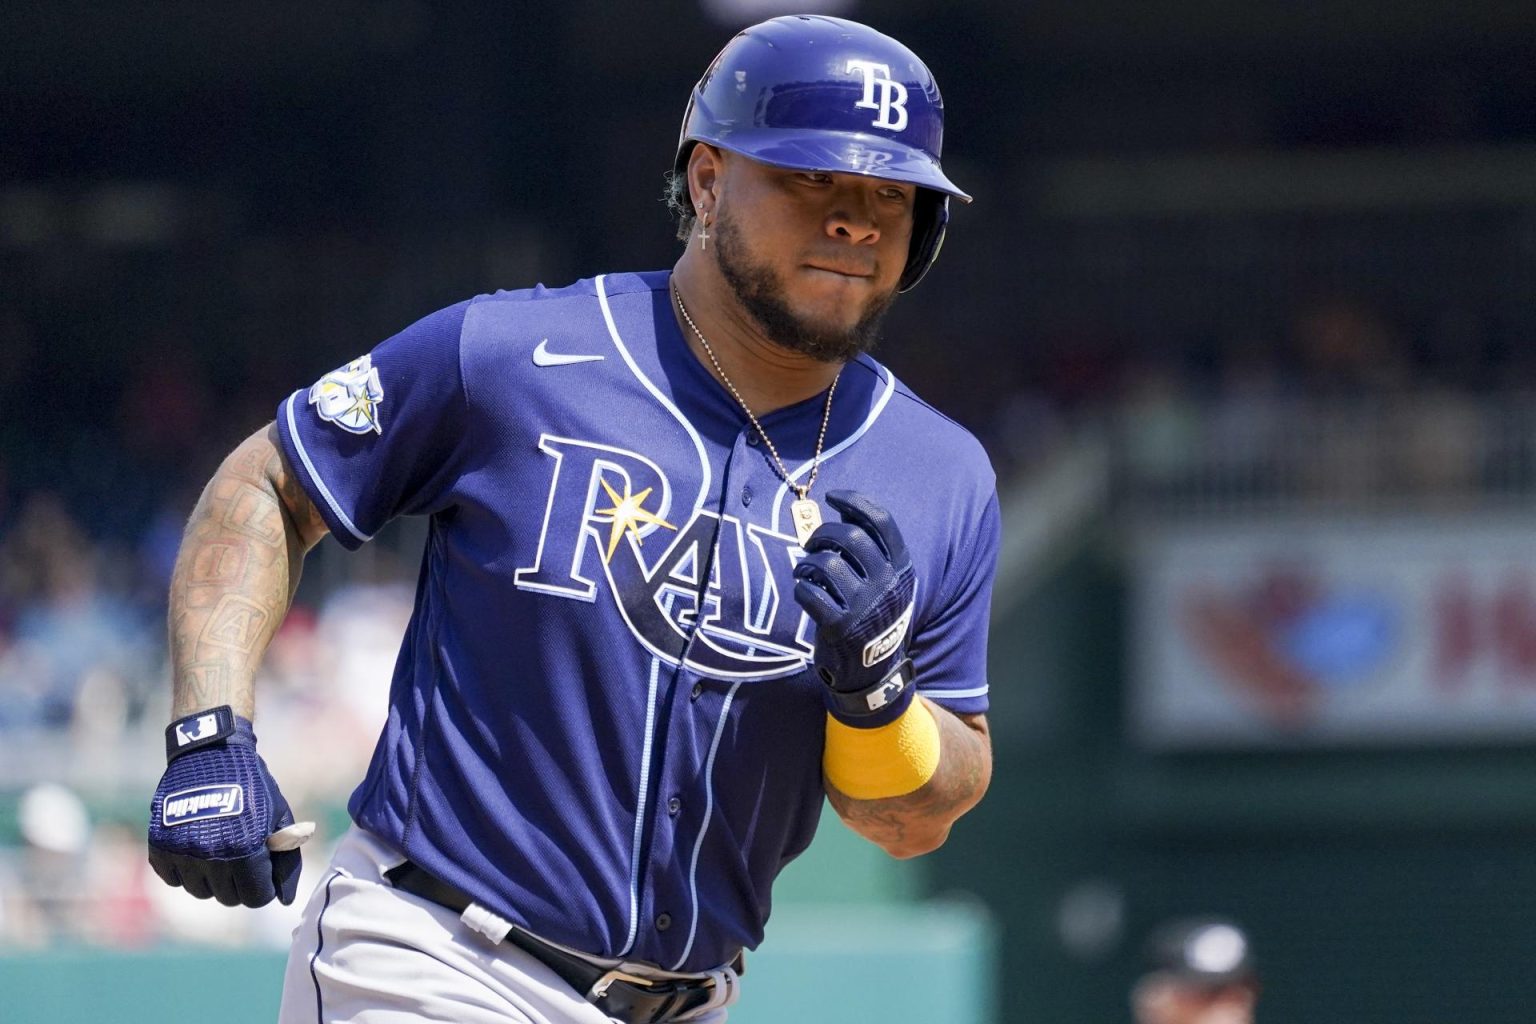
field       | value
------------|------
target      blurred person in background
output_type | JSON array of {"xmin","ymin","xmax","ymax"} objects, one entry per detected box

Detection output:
[
  {"xmin": 1132, "ymin": 916, "xmax": 1260, "ymax": 1024},
  {"xmin": 0, "ymin": 783, "xmax": 92, "ymax": 946},
  {"xmin": 0, "ymin": 493, "xmax": 149, "ymax": 735},
  {"xmin": 79, "ymin": 819, "xmax": 157, "ymax": 947}
]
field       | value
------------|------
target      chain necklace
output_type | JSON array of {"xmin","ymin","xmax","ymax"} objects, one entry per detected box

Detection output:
[{"xmin": 673, "ymin": 282, "xmax": 839, "ymax": 545}]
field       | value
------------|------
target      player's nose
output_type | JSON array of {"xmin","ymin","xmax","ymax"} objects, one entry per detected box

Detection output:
[{"xmin": 823, "ymin": 185, "xmax": 881, "ymax": 245}]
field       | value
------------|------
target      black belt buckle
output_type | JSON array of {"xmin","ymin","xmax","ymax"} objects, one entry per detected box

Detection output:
[{"xmin": 588, "ymin": 970, "xmax": 713, "ymax": 1024}]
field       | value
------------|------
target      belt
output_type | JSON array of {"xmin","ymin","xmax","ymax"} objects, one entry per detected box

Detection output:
[{"xmin": 384, "ymin": 859, "xmax": 732, "ymax": 1024}]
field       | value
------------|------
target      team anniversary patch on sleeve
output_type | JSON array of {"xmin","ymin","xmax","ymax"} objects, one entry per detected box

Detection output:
[{"xmin": 309, "ymin": 354, "xmax": 385, "ymax": 434}]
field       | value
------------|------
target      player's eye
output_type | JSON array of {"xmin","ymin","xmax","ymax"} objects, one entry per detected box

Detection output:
[{"xmin": 798, "ymin": 172, "xmax": 834, "ymax": 185}]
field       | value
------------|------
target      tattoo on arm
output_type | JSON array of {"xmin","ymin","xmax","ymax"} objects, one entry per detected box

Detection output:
[
  {"xmin": 825, "ymin": 703, "xmax": 992, "ymax": 855},
  {"xmin": 265, "ymin": 423, "xmax": 329, "ymax": 557},
  {"xmin": 179, "ymin": 661, "xmax": 231, "ymax": 711},
  {"xmin": 168, "ymin": 425, "xmax": 323, "ymax": 719}
]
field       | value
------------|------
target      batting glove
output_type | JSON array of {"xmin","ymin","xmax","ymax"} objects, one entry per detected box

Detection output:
[
  {"xmin": 792, "ymin": 490, "xmax": 918, "ymax": 728},
  {"xmin": 147, "ymin": 706, "xmax": 303, "ymax": 908}
]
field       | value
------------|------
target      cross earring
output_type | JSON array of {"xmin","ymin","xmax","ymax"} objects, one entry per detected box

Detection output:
[{"xmin": 698, "ymin": 210, "xmax": 709, "ymax": 250}]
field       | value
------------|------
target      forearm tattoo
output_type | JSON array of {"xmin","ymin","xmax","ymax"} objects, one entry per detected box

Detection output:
[
  {"xmin": 825, "ymin": 703, "xmax": 992, "ymax": 854},
  {"xmin": 168, "ymin": 427, "xmax": 324, "ymax": 719}
]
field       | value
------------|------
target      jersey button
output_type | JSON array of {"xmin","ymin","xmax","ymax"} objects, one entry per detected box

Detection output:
[
  {"xmin": 656, "ymin": 913, "xmax": 672, "ymax": 931},
  {"xmin": 745, "ymin": 433, "xmax": 760, "ymax": 447},
  {"xmin": 690, "ymin": 682, "xmax": 703, "ymax": 701},
  {"xmin": 741, "ymin": 485, "xmax": 753, "ymax": 507},
  {"xmin": 667, "ymin": 796, "xmax": 682, "ymax": 816}
]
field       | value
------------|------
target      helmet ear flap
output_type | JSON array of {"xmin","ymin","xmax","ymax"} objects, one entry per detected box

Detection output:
[{"xmin": 899, "ymin": 190, "xmax": 949, "ymax": 293}]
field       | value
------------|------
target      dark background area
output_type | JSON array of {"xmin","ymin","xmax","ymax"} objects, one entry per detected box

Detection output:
[{"xmin": 6, "ymin": 0, "xmax": 1536, "ymax": 541}]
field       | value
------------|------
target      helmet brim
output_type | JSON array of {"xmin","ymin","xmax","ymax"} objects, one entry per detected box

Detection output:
[{"xmin": 697, "ymin": 130, "xmax": 971, "ymax": 204}]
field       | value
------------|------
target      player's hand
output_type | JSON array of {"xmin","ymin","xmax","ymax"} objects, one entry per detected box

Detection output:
[
  {"xmin": 146, "ymin": 706, "xmax": 308, "ymax": 908},
  {"xmin": 792, "ymin": 490, "xmax": 918, "ymax": 727}
]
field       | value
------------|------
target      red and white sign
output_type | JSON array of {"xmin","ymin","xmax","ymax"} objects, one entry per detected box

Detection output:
[{"xmin": 1131, "ymin": 515, "xmax": 1536, "ymax": 748}]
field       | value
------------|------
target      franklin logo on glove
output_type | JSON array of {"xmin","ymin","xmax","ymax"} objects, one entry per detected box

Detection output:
[
  {"xmin": 162, "ymin": 785, "xmax": 245, "ymax": 825},
  {"xmin": 862, "ymin": 602, "xmax": 915, "ymax": 668}
]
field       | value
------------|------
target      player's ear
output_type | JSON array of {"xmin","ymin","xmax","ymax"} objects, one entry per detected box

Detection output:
[{"xmin": 687, "ymin": 143, "xmax": 723, "ymax": 211}]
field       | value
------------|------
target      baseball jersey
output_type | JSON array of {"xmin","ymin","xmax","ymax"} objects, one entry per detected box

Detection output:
[{"xmin": 274, "ymin": 270, "xmax": 1000, "ymax": 972}]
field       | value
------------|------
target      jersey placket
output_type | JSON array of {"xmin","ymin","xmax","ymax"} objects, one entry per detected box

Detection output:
[{"xmin": 627, "ymin": 423, "xmax": 789, "ymax": 968}]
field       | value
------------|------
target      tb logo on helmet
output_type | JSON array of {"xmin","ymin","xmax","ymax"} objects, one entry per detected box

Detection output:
[{"xmin": 845, "ymin": 59, "xmax": 909, "ymax": 131}]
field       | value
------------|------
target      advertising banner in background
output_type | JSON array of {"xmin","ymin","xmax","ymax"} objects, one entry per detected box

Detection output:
[{"xmin": 1131, "ymin": 515, "xmax": 1536, "ymax": 748}]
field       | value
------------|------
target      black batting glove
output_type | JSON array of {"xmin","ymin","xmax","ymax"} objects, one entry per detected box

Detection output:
[
  {"xmin": 792, "ymin": 490, "xmax": 918, "ymax": 729},
  {"xmin": 147, "ymin": 706, "xmax": 302, "ymax": 908}
]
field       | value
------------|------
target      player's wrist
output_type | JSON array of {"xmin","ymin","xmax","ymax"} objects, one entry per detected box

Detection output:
[
  {"xmin": 823, "ymin": 695, "xmax": 940, "ymax": 801},
  {"xmin": 164, "ymin": 705, "xmax": 256, "ymax": 762},
  {"xmin": 822, "ymin": 656, "xmax": 916, "ymax": 728}
]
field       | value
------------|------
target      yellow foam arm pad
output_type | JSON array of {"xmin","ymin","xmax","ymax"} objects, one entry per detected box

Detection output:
[{"xmin": 823, "ymin": 699, "xmax": 941, "ymax": 801}]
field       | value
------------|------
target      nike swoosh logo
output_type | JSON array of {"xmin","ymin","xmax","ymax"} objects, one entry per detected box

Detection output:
[{"xmin": 532, "ymin": 339, "xmax": 605, "ymax": 367}]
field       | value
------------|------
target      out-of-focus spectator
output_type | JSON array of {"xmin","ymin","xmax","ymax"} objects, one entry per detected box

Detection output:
[
  {"xmin": 80, "ymin": 822, "xmax": 157, "ymax": 947},
  {"xmin": 1393, "ymin": 387, "xmax": 1483, "ymax": 495},
  {"xmin": 1132, "ymin": 916, "xmax": 1260, "ymax": 1024},
  {"xmin": 0, "ymin": 493, "xmax": 151, "ymax": 732},
  {"xmin": 1119, "ymin": 362, "xmax": 1201, "ymax": 490},
  {"xmin": 1291, "ymin": 296, "xmax": 1409, "ymax": 397},
  {"xmin": 0, "ymin": 783, "xmax": 92, "ymax": 946},
  {"xmin": 134, "ymin": 485, "xmax": 203, "ymax": 611}
]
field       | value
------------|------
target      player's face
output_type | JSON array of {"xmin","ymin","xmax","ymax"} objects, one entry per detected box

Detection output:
[{"xmin": 711, "ymin": 154, "xmax": 915, "ymax": 363}]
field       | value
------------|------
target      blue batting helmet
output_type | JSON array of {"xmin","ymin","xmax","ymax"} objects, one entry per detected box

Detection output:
[{"xmin": 675, "ymin": 15, "xmax": 971, "ymax": 293}]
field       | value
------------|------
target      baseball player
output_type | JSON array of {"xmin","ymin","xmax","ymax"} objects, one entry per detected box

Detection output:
[
  {"xmin": 1133, "ymin": 918, "xmax": 1261, "ymax": 1024},
  {"xmin": 146, "ymin": 15, "xmax": 998, "ymax": 1023}
]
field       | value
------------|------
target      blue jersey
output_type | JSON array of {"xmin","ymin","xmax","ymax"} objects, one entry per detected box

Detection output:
[{"xmin": 275, "ymin": 270, "xmax": 999, "ymax": 972}]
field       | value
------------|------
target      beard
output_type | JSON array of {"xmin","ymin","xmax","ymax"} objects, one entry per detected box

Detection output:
[{"xmin": 711, "ymin": 207, "xmax": 897, "ymax": 364}]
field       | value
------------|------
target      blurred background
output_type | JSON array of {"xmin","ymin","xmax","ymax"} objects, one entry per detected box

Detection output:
[{"xmin": 4, "ymin": 0, "xmax": 1536, "ymax": 1021}]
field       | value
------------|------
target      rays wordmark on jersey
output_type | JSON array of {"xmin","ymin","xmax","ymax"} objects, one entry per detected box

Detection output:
[{"xmin": 514, "ymin": 436, "xmax": 814, "ymax": 679}]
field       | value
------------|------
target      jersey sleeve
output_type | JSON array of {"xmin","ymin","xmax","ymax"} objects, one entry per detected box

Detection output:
[
  {"xmin": 910, "ymin": 489, "xmax": 1001, "ymax": 715},
  {"xmin": 274, "ymin": 300, "xmax": 473, "ymax": 550}
]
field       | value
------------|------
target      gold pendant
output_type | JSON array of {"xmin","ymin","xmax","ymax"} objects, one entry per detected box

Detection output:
[{"xmin": 791, "ymin": 498, "xmax": 822, "ymax": 546}]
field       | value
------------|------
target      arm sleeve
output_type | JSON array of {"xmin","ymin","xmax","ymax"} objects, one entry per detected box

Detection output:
[
  {"xmin": 910, "ymin": 489, "xmax": 1001, "ymax": 715},
  {"xmin": 274, "ymin": 300, "xmax": 473, "ymax": 550}
]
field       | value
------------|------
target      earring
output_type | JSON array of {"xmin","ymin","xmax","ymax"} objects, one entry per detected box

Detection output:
[{"xmin": 698, "ymin": 209, "xmax": 710, "ymax": 250}]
